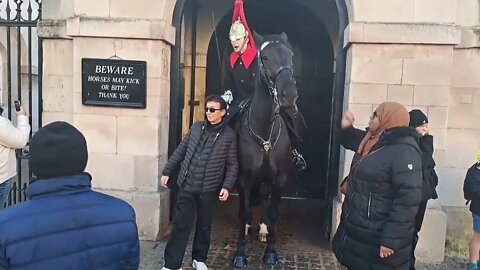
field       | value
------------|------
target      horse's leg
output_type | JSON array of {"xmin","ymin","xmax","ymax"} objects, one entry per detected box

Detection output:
[
  {"xmin": 262, "ymin": 179, "xmax": 285, "ymax": 266},
  {"xmin": 237, "ymin": 183, "xmax": 252, "ymax": 240},
  {"xmin": 233, "ymin": 176, "xmax": 251, "ymax": 268},
  {"xmin": 259, "ymin": 188, "xmax": 271, "ymax": 243},
  {"xmin": 244, "ymin": 189, "xmax": 253, "ymax": 237}
]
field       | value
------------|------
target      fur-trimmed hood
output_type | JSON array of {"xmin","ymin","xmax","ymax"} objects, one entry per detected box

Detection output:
[{"xmin": 379, "ymin": 126, "xmax": 421, "ymax": 154}]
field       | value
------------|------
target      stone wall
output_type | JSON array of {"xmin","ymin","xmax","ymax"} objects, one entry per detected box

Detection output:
[{"xmin": 39, "ymin": 0, "xmax": 176, "ymax": 240}]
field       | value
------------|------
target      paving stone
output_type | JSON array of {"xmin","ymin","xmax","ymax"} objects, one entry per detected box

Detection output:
[{"xmin": 140, "ymin": 198, "xmax": 465, "ymax": 270}]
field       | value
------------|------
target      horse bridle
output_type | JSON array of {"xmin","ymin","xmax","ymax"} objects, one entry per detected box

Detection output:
[
  {"xmin": 247, "ymin": 40, "xmax": 294, "ymax": 153},
  {"xmin": 257, "ymin": 40, "xmax": 294, "ymax": 107}
]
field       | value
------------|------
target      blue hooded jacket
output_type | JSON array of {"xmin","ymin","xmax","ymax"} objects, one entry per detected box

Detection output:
[{"xmin": 0, "ymin": 174, "xmax": 139, "ymax": 270}]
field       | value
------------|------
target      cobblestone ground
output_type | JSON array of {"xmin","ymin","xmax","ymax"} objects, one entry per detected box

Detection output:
[{"xmin": 140, "ymin": 197, "xmax": 466, "ymax": 270}]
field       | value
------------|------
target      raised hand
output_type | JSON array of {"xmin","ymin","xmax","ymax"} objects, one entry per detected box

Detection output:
[
  {"xmin": 15, "ymin": 105, "xmax": 26, "ymax": 116},
  {"xmin": 341, "ymin": 110, "xmax": 355, "ymax": 129}
]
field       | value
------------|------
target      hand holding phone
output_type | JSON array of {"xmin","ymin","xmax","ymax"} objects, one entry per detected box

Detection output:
[
  {"xmin": 14, "ymin": 101, "xmax": 21, "ymax": 112},
  {"xmin": 14, "ymin": 101, "xmax": 26, "ymax": 116}
]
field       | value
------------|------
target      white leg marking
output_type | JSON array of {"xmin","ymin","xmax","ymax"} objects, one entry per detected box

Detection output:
[
  {"xmin": 259, "ymin": 223, "xmax": 268, "ymax": 242},
  {"xmin": 245, "ymin": 224, "xmax": 251, "ymax": 236}
]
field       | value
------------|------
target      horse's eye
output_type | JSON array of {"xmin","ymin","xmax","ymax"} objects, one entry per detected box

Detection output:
[{"xmin": 262, "ymin": 56, "xmax": 268, "ymax": 61}]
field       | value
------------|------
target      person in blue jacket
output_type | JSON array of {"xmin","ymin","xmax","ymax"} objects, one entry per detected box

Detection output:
[{"xmin": 0, "ymin": 121, "xmax": 140, "ymax": 270}]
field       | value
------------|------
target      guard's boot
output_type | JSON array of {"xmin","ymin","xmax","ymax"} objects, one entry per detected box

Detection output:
[{"xmin": 293, "ymin": 149, "xmax": 307, "ymax": 171}]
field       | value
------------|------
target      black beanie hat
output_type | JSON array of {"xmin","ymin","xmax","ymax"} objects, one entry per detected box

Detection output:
[
  {"xmin": 409, "ymin": 109, "xmax": 428, "ymax": 128},
  {"xmin": 30, "ymin": 121, "xmax": 88, "ymax": 179}
]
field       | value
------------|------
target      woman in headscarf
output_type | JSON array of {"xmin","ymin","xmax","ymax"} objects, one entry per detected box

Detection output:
[{"xmin": 333, "ymin": 102, "xmax": 423, "ymax": 270}]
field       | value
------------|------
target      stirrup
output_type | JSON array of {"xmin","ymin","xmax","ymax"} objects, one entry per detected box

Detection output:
[{"xmin": 292, "ymin": 149, "xmax": 307, "ymax": 171}]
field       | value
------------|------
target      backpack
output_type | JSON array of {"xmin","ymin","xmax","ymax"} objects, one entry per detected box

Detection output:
[{"xmin": 463, "ymin": 163, "xmax": 480, "ymax": 203}]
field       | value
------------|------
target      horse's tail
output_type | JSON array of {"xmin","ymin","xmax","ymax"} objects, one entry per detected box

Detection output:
[{"xmin": 250, "ymin": 183, "xmax": 268, "ymax": 207}]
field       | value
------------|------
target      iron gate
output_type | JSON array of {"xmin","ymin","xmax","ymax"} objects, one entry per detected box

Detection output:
[{"xmin": 0, "ymin": 0, "xmax": 42, "ymax": 206}]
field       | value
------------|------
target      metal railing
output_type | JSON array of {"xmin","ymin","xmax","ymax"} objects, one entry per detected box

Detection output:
[{"xmin": 1, "ymin": 0, "xmax": 42, "ymax": 206}]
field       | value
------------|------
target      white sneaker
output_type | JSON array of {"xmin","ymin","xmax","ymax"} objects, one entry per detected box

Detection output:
[
  {"xmin": 192, "ymin": 259, "xmax": 208, "ymax": 270},
  {"xmin": 161, "ymin": 267, "xmax": 182, "ymax": 270}
]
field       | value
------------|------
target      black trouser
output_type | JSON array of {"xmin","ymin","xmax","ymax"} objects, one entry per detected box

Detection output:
[
  {"xmin": 410, "ymin": 199, "xmax": 428, "ymax": 270},
  {"xmin": 164, "ymin": 189, "xmax": 218, "ymax": 269}
]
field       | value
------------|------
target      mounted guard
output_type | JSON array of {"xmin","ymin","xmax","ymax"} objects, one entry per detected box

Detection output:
[
  {"xmin": 223, "ymin": 0, "xmax": 307, "ymax": 171},
  {"xmin": 220, "ymin": 0, "xmax": 308, "ymax": 267}
]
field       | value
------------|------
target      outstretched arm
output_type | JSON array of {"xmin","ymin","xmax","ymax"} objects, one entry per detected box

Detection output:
[
  {"xmin": 339, "ymin": 126, "xmax": 367, "ymax": 152},
  {"xmin": 338, "ymin": 111, "xmax": 367, "ymax": 152}
]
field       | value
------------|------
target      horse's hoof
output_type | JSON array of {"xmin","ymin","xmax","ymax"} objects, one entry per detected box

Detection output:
[
  {"xmin": 233, "ymin": 255, "xmax": 248, "ymax": 268},
  {"xmin": 259, "ymin": 233, "xmax": 267, "ymax": 242},
  {"xmin": 263, "ymin": 251, "xmax": 278, "ymax": 265}
]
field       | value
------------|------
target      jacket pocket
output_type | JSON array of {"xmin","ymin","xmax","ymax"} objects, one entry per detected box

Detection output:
[{"xmin": 367, "ymin": 192, "xmax": 372, "ymax": 219}]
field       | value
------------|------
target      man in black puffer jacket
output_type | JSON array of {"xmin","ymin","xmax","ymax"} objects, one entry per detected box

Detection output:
[
  {"xmin": 333, "ymin": 102, "xmax": 422, "ymax": 270},
  {"xmin": 160, "ymin": 95, "xmax": 238, "ymax": 270},
  {"xmin": 408, "ymin": 109, "xmax": 438, "ymax": 270}
]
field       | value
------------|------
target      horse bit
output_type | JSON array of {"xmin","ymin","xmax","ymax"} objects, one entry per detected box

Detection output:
[{"xmin": 248, "ymin": 40, "xmax": 294, "ymax": 153}]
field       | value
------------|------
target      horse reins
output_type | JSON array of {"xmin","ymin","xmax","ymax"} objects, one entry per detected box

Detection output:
[
  {"xmin": 246, "ymin": 40, "xmax": 293, "ymax": 153},
  {"xmin": 247, "ymin": 106, "xmax": 281, "ymax": 153},
  {"xmin": 257, "ymin": 40, "xmax": 294, "ymax": 108}
]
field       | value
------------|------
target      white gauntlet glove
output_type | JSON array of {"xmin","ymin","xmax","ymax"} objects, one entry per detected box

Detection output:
[{"xmin": 222, "ymin": 90, "xmax": 234, "ymax": 106}]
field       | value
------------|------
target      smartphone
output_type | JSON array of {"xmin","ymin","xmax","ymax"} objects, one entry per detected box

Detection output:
[{"xmin": 14, "ymin": 101, "xmax": 21, "ymax": 112}]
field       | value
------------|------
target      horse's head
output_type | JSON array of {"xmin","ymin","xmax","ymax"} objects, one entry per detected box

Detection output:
[{"xmin": 253, "ymin": 32, "xmax": 298, "ymax": 114}]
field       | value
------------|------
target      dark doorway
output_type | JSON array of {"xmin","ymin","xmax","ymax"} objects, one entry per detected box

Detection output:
[{"xmin": 206, "ymin": 0, "xmax": 335, "ymax": 199}]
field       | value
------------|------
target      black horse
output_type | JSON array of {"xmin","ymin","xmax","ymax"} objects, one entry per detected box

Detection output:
[{"xmin": 233, "ymin": 32, "xmax": 299, "ymax": 268}]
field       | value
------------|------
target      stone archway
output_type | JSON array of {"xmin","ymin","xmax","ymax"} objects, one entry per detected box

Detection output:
[
  {"xmin": 205, "ymin": 0, "xmax": 335, "ymax": 200},
  {"xmin": 169, "ymin": 0, "xmax": 350, "ymax": 238}
]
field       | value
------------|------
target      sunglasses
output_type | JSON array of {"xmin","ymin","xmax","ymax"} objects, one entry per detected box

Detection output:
[
  {"xmin": 370, "ymin": 111, "xmax": 378, "ymax": 120},
  {"xmin": 205, "ymin": 107, "xmax": 222, "ymax": 113}
]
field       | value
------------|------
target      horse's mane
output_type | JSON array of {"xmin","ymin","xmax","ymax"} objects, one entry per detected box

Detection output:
[{"xmin": 260, "ymin": 33, "xmax": 292, "ymax": 51}]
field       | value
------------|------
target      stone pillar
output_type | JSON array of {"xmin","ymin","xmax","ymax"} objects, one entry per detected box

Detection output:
[
  {"xmin": 38, "ymin": 0, "xmax": 176, "ymax": 240},
  {"xmin": 38, "ymin": 0, "xmax": 74, "ymax": 124},
  {"xmin": 415, "ymin": 200, "xmax": 447, "ymax": 262}
]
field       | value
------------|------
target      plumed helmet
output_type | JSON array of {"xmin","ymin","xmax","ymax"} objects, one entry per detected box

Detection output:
[{"xmin": 229, "ymin": 18, "xmax": 248, "ymax": 41}]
